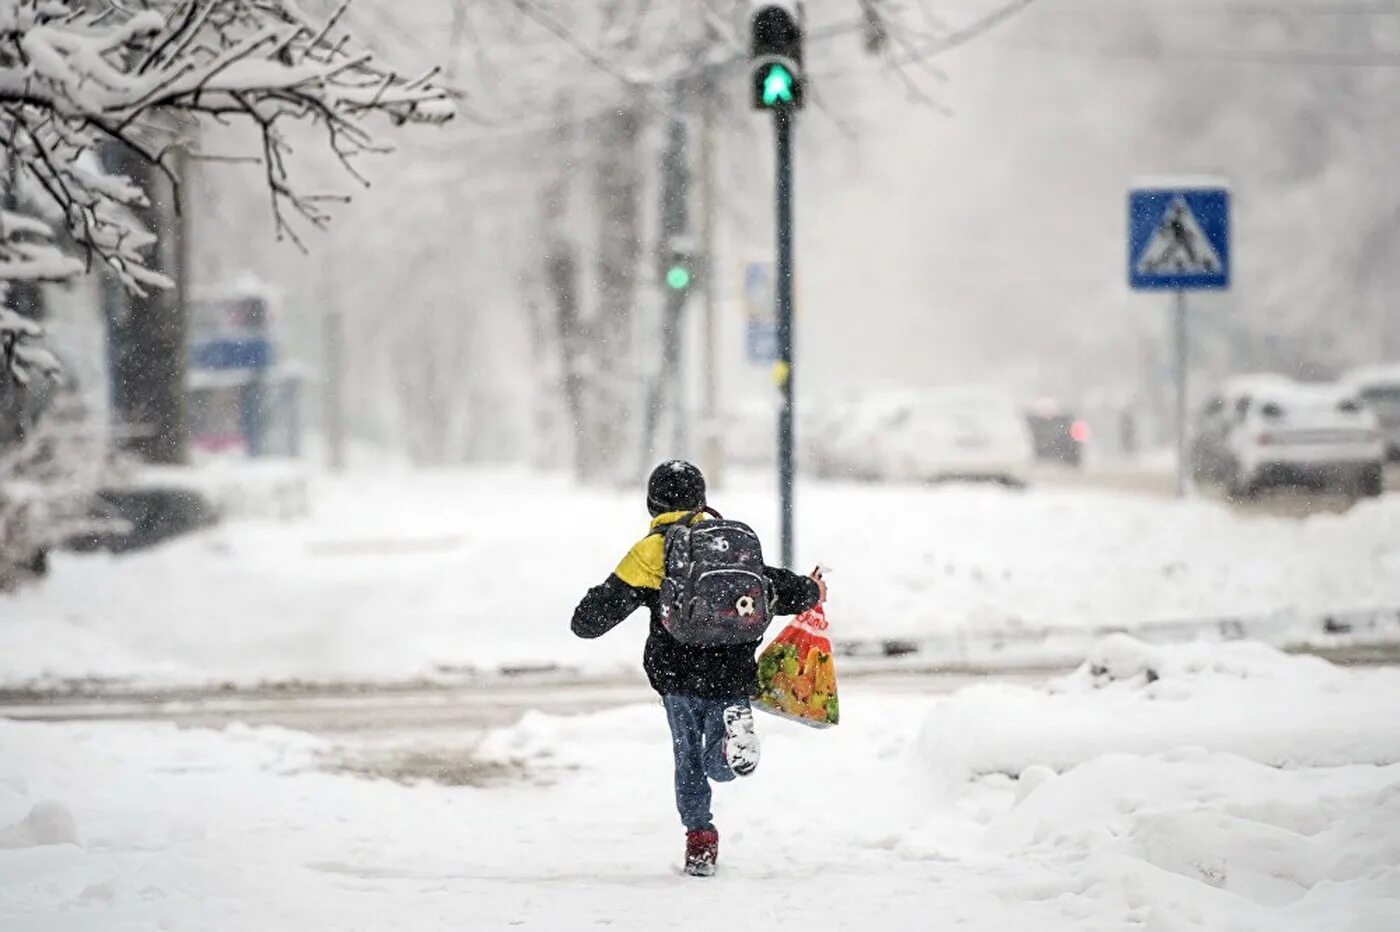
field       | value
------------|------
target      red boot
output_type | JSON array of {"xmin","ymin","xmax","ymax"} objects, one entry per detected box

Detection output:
[{"xmin": 684, "ymin": 828, "xmax": 719, "ymax": 877}]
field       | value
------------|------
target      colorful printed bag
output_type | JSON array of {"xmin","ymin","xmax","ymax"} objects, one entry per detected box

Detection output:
[{"xmin": 753, "ymin": 602, "xmax": 839, "ymax": 727}]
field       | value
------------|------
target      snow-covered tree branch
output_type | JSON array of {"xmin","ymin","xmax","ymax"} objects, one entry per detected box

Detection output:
[
  {"xmin": 0, "ymin": 0, "xmax": 453, "ymax": 384},
  {"xmin": 0, "ymin": 209, "xmax": 74, "ymax": 384}
]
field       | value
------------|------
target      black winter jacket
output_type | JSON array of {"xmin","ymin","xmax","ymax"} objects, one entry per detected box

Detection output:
[{"xmin": 571, "ymin": 512, "xmax": 820, "ymax": 699}]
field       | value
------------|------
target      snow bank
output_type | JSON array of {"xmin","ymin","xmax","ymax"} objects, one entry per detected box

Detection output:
[
  {"xmin": 0, "ymin": 802, "xmax": 79, "ymax": 849},
  {"xmin": 917, "ymin": 637, "xmax": 1400, "ymax": 779},
  {"xmin": 947, "ymin": 751, "xmax": 1400, "ymax": 931},
  {"xmin": 900, "ymin": 638, "xmax": 1400, "ymax": 931},
  {"xmin": 138, "ymin": 459, "xmax": 311, "ymax": 520},
  {"xmin": 1, "ymin": 467, "xmax": 1397, "ymax": 688}
]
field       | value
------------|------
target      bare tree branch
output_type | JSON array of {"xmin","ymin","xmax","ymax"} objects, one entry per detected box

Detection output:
[
  {"xmin": 0, "ymin": 0, "xmax": 454, "ymax": 388},
  {"xmin": 1, "ymin": 1, "xmax": 453, "ymax": 266}
]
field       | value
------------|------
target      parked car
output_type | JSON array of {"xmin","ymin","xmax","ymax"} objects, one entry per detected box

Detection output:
[
  {"xmin": 798, "ymin": 390, "xmax": 856, "ymax": 477},
  {"xmin": 1194, "ymin": 376, "xmax": 1384, "ymax": 497},
  {"xmin": 1342, "ymin": 364, "xmax": 1400, "ymax": 462},
  {"xmin": 1024, "ymin": 402, "xmax": 1089, "ymax": 469},
  {"xmin": 878, "ymin": 387, "xmax": 1034, "ymax": 486},
  {"xmin": 723, "ymin": 399, "xmax": 777, "ymax": 467},
  {"xmin": 823, "ymin": 391, "xmax": 916, "ymax": 481},
  {"xmin": 1192, "ymin": 375, "xmax": 1292, "ymax": 485}
]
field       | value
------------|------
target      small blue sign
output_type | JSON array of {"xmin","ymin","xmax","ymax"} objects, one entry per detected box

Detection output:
[
  {"xmin": 191, "ymin": 337, "xmax": 274, "ymax": 371},
  {"xmin": 1128, "ymin": 187, "xmax": 1230, "ymax": 291},
  {"xmin": 746, "ymin": 320, "xmax": 777, "ymax": 364}
]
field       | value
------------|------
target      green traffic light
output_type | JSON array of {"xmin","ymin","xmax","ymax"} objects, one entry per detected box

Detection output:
[
  {"xmin": 762, "ymin": 64, "xmax": 795, "ymax": 106},
  {"xmin": 666, "ymin": 265, "xmax": 692, "ymax": 290}
]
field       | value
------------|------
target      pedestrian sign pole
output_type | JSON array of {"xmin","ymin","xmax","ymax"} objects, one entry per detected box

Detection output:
[
  {"xmin": 1173, "ymin": 288, "xmax": 1189, "ymax": 497},
  {"xmin": 1128, "ymin": 182, "xmax": 1231, "ymax": 497}
]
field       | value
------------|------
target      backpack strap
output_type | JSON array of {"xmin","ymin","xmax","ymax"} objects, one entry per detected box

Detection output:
[{"xmin": 649, "ymin": 506, "xmax": 723, "ymax": 537}]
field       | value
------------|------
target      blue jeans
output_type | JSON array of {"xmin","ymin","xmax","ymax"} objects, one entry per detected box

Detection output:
[{"xmin": 662, "ymin": 695, "xmax": 746, "ymax": 832}]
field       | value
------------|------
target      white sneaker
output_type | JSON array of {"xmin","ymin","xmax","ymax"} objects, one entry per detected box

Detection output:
[{"xmin": 722, "ymin": 704, "xmax": 760, "ymax": 776}]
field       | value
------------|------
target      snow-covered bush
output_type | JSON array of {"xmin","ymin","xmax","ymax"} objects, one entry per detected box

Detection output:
[
  {"xmin": 0, "ymin": 211, "xmax": 75, "ymax": 384},
  {"xmin": 0, "ymin": 388, "xmax": 113, "ymax": 590}
]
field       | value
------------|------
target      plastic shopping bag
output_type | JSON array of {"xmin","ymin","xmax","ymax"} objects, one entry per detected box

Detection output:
[{"xmin": 753, "ymin": 602, "xmax": 839, "ymax": 728}]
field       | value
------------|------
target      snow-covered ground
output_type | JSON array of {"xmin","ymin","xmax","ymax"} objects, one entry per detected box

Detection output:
[
  {"xmin": 1, "ymin": 467, "xmax": 1398, "ymax": 688},
  {"xmin": 2, "ymin": 639, "xmax": 1397, "ymax": 930}
]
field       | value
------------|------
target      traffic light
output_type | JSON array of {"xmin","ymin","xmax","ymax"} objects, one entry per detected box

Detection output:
[
  {"xmin": 750, "ymin": 2, "xmax": 804, "ymax": 111},
  {"xmin": 666, "ymin": 262, "xmax": 692, "ymax": 291},
  {"xmin": 664, "ymin": 251, "xmax": 696, "ymax": 293}
]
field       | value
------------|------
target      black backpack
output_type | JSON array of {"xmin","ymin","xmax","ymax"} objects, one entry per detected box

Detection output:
[{"xmin": 656, "ymin": 507, "xmax": 774, "ymax": 646}]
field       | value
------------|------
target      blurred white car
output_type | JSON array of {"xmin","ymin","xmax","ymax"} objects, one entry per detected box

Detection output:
[
  {"xmin": 1192, "ymin": 374, "xmax": 1296, "ymax": 484},
  {"xmin": 796, "ymin": 390, "xmax": 851, "ymax": 477},
  {"xmin": 1215, "ymin": 379, "xmax": 1384, "ymax": 497},
  {"xmin": 796, "ymin": 390, "xmax": 900, "ymax": 480},
  {"xmin": 1342, "ymin": 364, "xmax": 1400, "ymax": 463},
  {"xmin": 878, "ymin": 387, "xmax": 1034, "ymax": 486},
  {"xmin": 843, "ymin": 392, "xmax": 921, "ymax": 481},
  {"xmin": 723, "ymin": 399, "xmax": 777, "ymax": 467}
]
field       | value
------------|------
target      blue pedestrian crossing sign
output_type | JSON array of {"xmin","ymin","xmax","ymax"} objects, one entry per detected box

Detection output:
[{"xmin": 1128, "ymin": 185, "xmax": 1230, "ymax": 291}]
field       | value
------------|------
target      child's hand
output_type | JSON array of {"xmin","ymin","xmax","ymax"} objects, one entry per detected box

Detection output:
[{"xmin": 809, "ymin": 566, "xmax": 827, "ymax": 603}]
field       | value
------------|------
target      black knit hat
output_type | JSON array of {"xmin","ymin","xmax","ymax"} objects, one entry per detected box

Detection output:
[{"xmin": 646, "ymin": 460, "xmax": 706, "ymax": 516}]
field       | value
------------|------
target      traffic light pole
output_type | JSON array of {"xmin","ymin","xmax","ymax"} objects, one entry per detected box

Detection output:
[
  {"xmin": 638, "ymin": 287, "xmax": 686, "ymax": 476},
  {"xmin": 638, "ymin": 115, "xmax": 691, "ymax": 475},
  {"xmin": 750, "ymin": 3, "xmax": 804, "ymax": 567},
  {"xmin": 775, "ymin": 107, "xmax": 796, "ymax": 569}
]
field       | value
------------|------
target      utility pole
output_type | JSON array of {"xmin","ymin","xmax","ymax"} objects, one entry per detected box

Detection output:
[
  {"xmin": 751, "ymin": 1, "xmax": 804, "ymax": 569},
  {"xmin": 323, "ymin": 310, "xmax": 346, "ymax": 472},
  {"xmin": 638, "ymin": 115, "xmax": 696, "ymax": 473},
  {"xmin": 697, "ymin": 69, "xmax": 724, "ymax": 488}
]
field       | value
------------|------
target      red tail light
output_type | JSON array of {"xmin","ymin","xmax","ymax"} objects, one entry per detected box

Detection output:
[{"xmin": 1069, "ymin": 420, "xmax": 1091, "ymax": 443}]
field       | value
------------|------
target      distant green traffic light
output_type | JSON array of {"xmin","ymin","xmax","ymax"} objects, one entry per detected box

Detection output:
[
  {"xmin": 761, "ymin": 64, "xmax": 795, "ymax": 106},
  {"xmin": 666, "ymin": 265, "xmax": 692, "ymax": 290}
]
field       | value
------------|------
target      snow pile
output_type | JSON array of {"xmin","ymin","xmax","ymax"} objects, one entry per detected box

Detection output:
[
  {"xmin": 903, "ymin": 638, "xmax": 1400, "ymax": 931},
  {"xmin": 0, "ymin": 802, "xmax": 79, "ymax": 850},
  {"xmin": 138, "ymin": 459, "xmax": 311, "ymax": 521},
  {"xmin": 917, "ymin": 636, "xmax": 1400, "ymax": 779},
  {"xmin": 954, "ymin": 751, "xmax": 1400, "ymax": 931},
  {"xmin": 1, "ymin": 468, "xmax": 1397, "ymax": 688}
]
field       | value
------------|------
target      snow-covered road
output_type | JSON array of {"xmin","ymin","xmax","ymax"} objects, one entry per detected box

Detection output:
[
  {"xmin": 0, "ymin": 667, "xmax": 1057, "ymax": 731},
  {"xmin": 3, "ymin": 468, "xmax": 1398, "ymax": 928},
  {"xmin": 3, "ymin": 468, "xmax": 1398, "ymax": 689},
  {"xmin": 3, "ymin": 638, "xmax": 1398, "ymax": 931}
]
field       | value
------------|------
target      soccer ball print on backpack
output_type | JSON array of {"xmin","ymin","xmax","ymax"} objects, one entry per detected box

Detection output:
[{"xmin": 657, "ymin": 507, "xmax": 775, "ymax": 646}]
